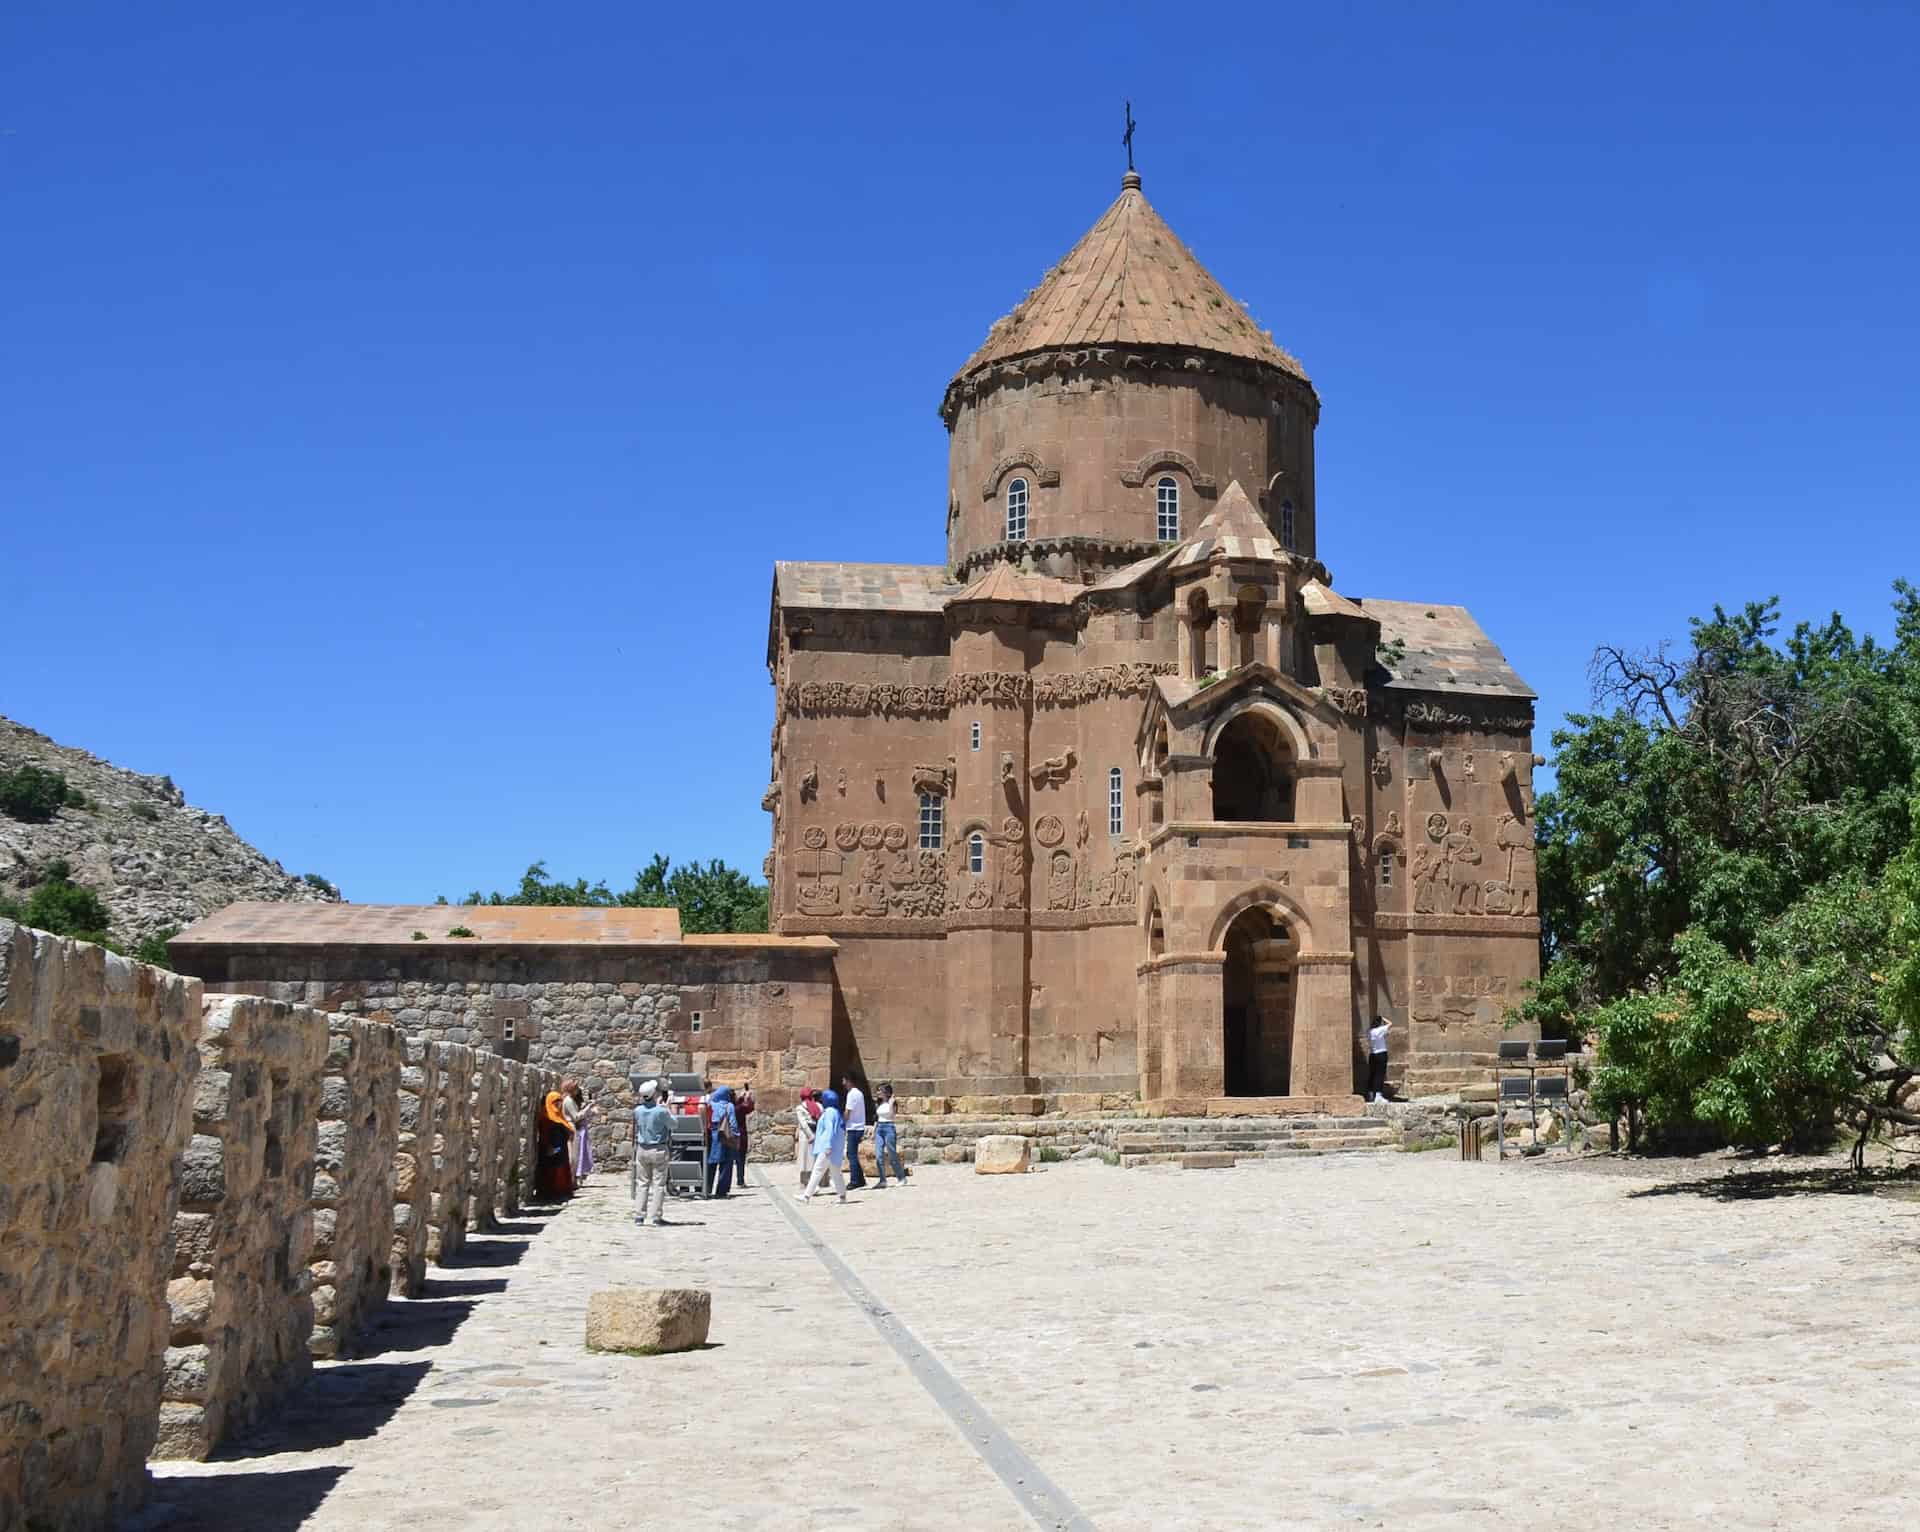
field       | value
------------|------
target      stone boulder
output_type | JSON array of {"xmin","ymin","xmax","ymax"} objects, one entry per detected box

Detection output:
[
  {"xmin": 586, "ymin": 1288, "xmax": 711, "ymax": 1356},
  {"xmin": 974, "ymin": 1135, "xmax": 1031, "ymax": 1175}
]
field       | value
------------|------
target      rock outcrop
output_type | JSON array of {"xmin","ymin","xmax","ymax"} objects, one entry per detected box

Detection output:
[{"xmin": 0, "ymin": 715, "xmax": 339, "ymax": 943}]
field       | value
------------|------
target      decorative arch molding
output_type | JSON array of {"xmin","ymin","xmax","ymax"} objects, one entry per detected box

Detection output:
[
  {"xmin": 1120, "ymin": 448, "xmax": 1217, "ymax": 492},
  {"xmin": 1201, "ymin": 695, "xmax": 1316, "ymax": 763},
  {"xmin": 1207, "ymin": 883, "xmax": 1317, "ymax": 954},
  {"xmin": 979, "ymin": 450, "xmax": 1061, "ymax": 501}
]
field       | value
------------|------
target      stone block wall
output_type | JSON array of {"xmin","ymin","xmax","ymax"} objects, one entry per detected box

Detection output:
[
  {"xmin": 425, "ymin": 1041, "xmax": 472, "ymax": 1263},
  {"xmin": 467, "ymin": 1055, "xmax": 504, "ymax": 1231},
  {"xmin": 310, "ymin": 1013, "xmax": 403, "ymax": 1359},
  {"xmin": 0, "ymin": 923, "xmax": 203, "ymax": 1532},
  {"xmin": 169, "ymin": 939, "xmax": 838, "ymax": 1170},
  {"xmin": 157, "ymin": 995, "xmax": 327, "ymax": 1460},
  {"xmin": 389, "ymin": 1045, "xmax": 431, "ymax": 1297}
]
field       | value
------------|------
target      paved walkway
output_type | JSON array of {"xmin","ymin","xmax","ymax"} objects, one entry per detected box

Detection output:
[{"xmin": 141, "ymin": 1154, "xmax": 1920, "ymax": 1531}]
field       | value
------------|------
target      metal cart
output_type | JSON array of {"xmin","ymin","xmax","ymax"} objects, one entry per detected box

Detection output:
[{"xmin": 664, "ymin": 1072, "xmax": 710, "ymax": 1199}]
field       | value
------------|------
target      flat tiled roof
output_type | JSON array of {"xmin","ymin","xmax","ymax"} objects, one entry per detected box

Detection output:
[
  {"xmin": 774, "ymin": 561, "xmax": 954, "ymax": 614},
  {"xmin": 173, "ymin": 903, "xmax": 685, "ymax": 945}
]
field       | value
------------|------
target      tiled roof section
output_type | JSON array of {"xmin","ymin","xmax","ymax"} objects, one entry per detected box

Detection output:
[
  {"xmin": 172, "ymin": 902, "xmax": 685, "ymax": 945},
  {"xmin": 1365, "ymin": 600, "xmax": 1536, "ymax": 699},
  {"xmin": 774, "ymin": 561, "xmax": 955, "ymax": 614},
  {"xmin": 1170, "ymin": 481, "xmax": 1285, "ymax": 567},
  {"xmin": 955, "ymin": 177, "xmax": 1309, "ymax": 385},
  {"xmin": 947, "ymin": 563, "xmax": 1080, "ymax": 605},
  {"xmin": 1089, "ymin": 544, "xmax": 1182, "ymax": 593}
]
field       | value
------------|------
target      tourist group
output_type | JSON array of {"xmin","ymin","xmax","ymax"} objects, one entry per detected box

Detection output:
[{"xmin": 532, "ymin": 1075, "xmax": 909, "ymax": 1225}]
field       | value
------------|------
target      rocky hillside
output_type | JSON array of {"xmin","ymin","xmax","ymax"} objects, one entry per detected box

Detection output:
[{"xmin": 0, "ymin": 715, "xmax": 341, "ymax": 944}]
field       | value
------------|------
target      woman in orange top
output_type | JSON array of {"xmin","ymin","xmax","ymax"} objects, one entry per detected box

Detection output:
[{"xmin": 537, "ymin": 1079, "xmax": 578, "ymax": 1199}]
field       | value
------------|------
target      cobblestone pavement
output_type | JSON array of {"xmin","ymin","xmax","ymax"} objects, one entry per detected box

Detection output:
[{"xmin": 142, "ymin": 1154, "xmax": 1920, "ymax": 1530}]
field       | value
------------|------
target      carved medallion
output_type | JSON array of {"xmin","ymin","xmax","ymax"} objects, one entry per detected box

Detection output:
[
  {"xmin": 1426, "ymin": 812, "xmax": 1450, "ymax": 843},
  {"xmin": 859, "ymin": 822, "xmax": 885, "ymax": 850},
  {"xmin": 881, "ymin": 823, "xmax": 909, "ymax": 851},
  {"xmin": 802, "ymin": 826, "xmax": 828, "ymax": 850},
  {"xmin": 833, "ymin": 823, "xmax": 861, "ymax": 852},
  {"xmin": 1034, "ymin": 814, "xmax": 1065, "ymax": 848},
  {"xmin": 1000, "ymin": 815, "xmax": 1026, "ymax": 844}
]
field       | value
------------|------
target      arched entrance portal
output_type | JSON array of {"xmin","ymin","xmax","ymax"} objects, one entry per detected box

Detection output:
[{"xmin": 1221, "ymin": 907, "xmax": 1295, "ymax": 1096}]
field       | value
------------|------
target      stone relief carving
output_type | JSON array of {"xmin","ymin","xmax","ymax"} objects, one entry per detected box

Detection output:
[
  {"xmin": 1462, "ymin": 752, "xmax": 1476, "ymax": 783},
  {"xmin": 796, "ymin": 841, "xmax": 843, "ymax": 915},
  {"xmin": 1000, "ymin": 751, "xmax": 1017, "ymax": 784},
  {"xmin": 783, "ymin": 664, "xmax": 1178, "ymax": 720},
  {"xmin": 1047, "ymin": 849, "xmax": 1076, "ymax": 910},
  {"xmin": 1091, "ymin": 848, "xmax": 1138, "ymax": 909},
  {"xmin": 1324, "ymin": 687, "xmax": 1368, "ymax": 717},
  {"xmin": 1034, "ymin": 814, "xmax": 1066, "ymax": 848},
  {"xmin": 1350, "ymin": 815, "xmax": 1367, "ymax": 848},
  {"xmin": 1425, "ymin": 812, "xmax": 1450, "ymax": 843},
  {"xmin": 833, "ymin": 823, "xmax": 861, "ymax": 852},
  {"xmin": 850, "ymin": 850, "xmax": 890, "ymax": 917},
  {"xmin": 1118, "ymin": 447, "xmax": 1217, "ymax": 491},
  {"xmin": 1033, "ymin": 662, "xmax": 1177, "ymax": 707},
  {"xmin": 799, "ymin": 763, "xmax": 819, "ymax": 801},
  {"xmin": 911, "ymin": 757, "xmax": 957, "ymax": 797},
  {"xmin": 1444, "ymin": 817, "xmax": 1484, "ymax": 914},
  {"xmin": 882, "ymin": 823, "xmax": 909, "ymax": 851},
  {"xmin": 1075, "ymin": 810, "xmax": 1090, "ymax": 848},
  {"xmin": 762, "ymin": 851, "xmax": 774, "ymax": 880},
  {"xmin": 1384, "ymin": 812, "xmax": 1403, "ymax": 839},
  {"xmin": 858, "ymin": 822, "xmax": 886, "ymax": 850},
  {"xmin": 803, "ymin": 826, "xmax": 828, "ymax": 849},
  {"xmin": 1426, "ymin": 748, "xmax": 1445, "ymax": 776},
  {"xmin": 1403, "ymin": 701, "xmax": 1534, "ymax": 733},
  {"xmin": 760, "ymin": 782, "xmax": 780, "ymax": 812},
  {"xmin": 836, "ymin": 768, "xmax": 848, "ymax": 796},
  {"xmin": 996, "ymin": 841, "xmax": 1027, "ymax": 910},
  {"xmin": 1370, "ymin": 750, "xmax": 1391, "ymax": 789},
  {"xmin": 1029, "ymin": 748, "xmax": 1075, "ymax": 787},
  {"xmin": 979, "ymin": 449, "xmax": 1060, "ymax": 500}
]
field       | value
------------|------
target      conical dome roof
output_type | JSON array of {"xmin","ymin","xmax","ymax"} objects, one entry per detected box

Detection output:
[{"xmin": 952, "ymin": 173, "xmax": 1309, "ymax": 388}]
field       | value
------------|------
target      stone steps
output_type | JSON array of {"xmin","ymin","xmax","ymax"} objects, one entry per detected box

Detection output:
[{"xmin": 1095, "ymin": 1114, "xmax": 1398, "ymax": 1168}]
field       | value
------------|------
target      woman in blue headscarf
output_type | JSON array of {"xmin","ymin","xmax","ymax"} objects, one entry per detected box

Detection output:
[
  {"xmin": 705, "ymin": 1086, "xmax": 738, "ymax": 1198},
  {"xmin": 797, "ymin": 1088, "xmax": 848, "ymax": 1204}
]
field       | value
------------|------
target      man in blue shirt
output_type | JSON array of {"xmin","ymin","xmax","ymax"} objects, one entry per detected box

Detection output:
[{"xmin": 631, "ymin": 1079, "xmax": 674, "ymax": 1227}]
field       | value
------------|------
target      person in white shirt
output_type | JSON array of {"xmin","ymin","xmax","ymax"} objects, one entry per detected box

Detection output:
[
  {"xmin": 841, "ymin": 1075, "xmax": 868, "ymax": 1190},
  {"xmin": 874, "ymin": 1083, "xmax": 909, "ymax": 1187},
  {"xmin": 1366, "ymin": 1017, "xmax": 1391, "ymax": 1103}
]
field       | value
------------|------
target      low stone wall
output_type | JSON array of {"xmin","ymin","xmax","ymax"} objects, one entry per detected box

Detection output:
[
  {"xmin": 468, "ymin": 1054, "xmax": 504, "ymax": 1231},
  {"xmin": 390, "ymin": 1046, "xmax": 432, "ymax": 1297},
  {"xmin": 0, "ymin": 922, "xmax": 203, "ymax": 1531},
  {"xmin": 311, "ymin": 1014, "xmax": 403, "ymax": 1358},
  {"xmin": 425, "ymin": 1041, "xmax": 473, "ymax": 1263},
  {"xmin": 157, "ymin": 995, "xmax": 328, "ymax": 1459}
]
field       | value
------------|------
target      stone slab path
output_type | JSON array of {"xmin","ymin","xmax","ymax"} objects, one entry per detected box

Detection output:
[{"xmin": 140, "ymin": 1155, "xmax": 1920, "ymax": 1530}]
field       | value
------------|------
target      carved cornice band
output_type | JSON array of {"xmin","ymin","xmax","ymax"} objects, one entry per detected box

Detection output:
[
  {"xmin": 941, "ymin": 343, "xmax": 1320, "ymax": 426},
  {"xmin": 952, "ymin": 535, "xmax": 1162, "ymax": 585},
  {"xmin": 1370, "ymin": 913, "xmax": 1541, "ymax": 937},
  {"xmin": 782, "ymin": 662, "xmax": 1177, "ymax": 720}
]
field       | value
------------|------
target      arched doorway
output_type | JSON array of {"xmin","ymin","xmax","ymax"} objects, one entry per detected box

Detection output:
[
  {"xmin": 1211, "ymin": 711, "xmax": 1295, "ymax": 822},
  {"xmin": 1221, "ymin": 907, "xmax": 1295, "ymax": 1095}
]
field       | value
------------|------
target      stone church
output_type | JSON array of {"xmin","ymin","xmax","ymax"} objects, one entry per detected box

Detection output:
[{"xmin": 765, "ymin": 168, "xmax": 1539, "ymax": 1108}]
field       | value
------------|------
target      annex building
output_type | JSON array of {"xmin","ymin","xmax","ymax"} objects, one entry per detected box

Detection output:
[{"xmin": 765, "ymin": 167, "xmax": 1541, "ymax": 1109}]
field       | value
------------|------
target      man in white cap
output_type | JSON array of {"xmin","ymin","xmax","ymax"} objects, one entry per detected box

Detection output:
[{"xmin": 631, "ymin": 1079, "xmax": 674, "ymax": 1227}]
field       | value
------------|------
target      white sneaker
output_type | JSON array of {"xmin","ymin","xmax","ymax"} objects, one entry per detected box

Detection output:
[{"xmin": 795, "ymin": 1194, "xmax": 811, "ymax": 1203}]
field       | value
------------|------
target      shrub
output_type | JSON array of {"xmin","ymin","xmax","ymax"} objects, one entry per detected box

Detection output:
[
  {"xmin": 302, "ymin": 872, "xmax": 339, "ymax": 897},
  {"xmin": 0, "ymin": 766, "xmax": 83, "ymax": 823},
  {"xmin": 128, "ymin": 800, "xmax": 160, "ymax": 822},
  {"xmin": 131, "ymin": 929, "xmax": 176, "ymax": 966},
  {"xmin": 446, "ymin": 926, "xmax": 476, "ymax": 938},
  {"xmin": 411, "ymin": 930, "xmax": 427, "ymax": 941},
  {"xmin": 2, "ymin": 871, "xmax": 113, "ymax": 947},
  {"xmin": 1036, "ymin": 1144, "xmax": 1066, "ymax": 1164}
]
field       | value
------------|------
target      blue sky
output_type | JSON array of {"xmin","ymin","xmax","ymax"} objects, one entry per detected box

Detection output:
[{"xmin": 5, "ymin": 2, "xmax": 1916, "ymax": 902}]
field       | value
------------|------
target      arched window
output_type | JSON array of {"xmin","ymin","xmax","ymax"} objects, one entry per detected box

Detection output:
[
  {"xmin": 1379, "ymin": 850, "xmax": 1395, "ymax": 888},
  {"xmin": 970, "ymin": 720, "xmax": 981, "ymax": 752},
  {"xmin": 918, "ymin": 792, "xmax": 944, "ymax": 850},
  {"xmin": 1156, "ymin": 476, "xmax": 1180, "ymax": 541},
  {"xmin": 1108, "ymin": 767, "xmax": 1124, "ymax": 837},
  {"xmin": 967, "ymin": 832, "xmax": 985, "ymax": 875},
  {"xmin": 1005, "ymin": 477, "xmax": 1029, "ymax": 543},
  {"xmin": 1279, "ymin": 499, "xmax": 1296, "ymax": 550}
]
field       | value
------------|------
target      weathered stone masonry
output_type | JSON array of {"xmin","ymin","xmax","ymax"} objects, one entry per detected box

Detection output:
[
  {"xmin": 0, "ymin": 922, "xmax": 560, "ymax": 1521},
  {"xmin": 0, "ymin": 923, "xmax": 201, "ymax": 1532}
]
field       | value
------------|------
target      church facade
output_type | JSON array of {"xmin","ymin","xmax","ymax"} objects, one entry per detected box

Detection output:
[{"xmin": 764, "ymin": 169, "xmax": 1539, "ymax": 1108}]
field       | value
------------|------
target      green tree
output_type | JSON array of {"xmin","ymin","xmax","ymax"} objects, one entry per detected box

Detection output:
[
  {"xmin": 0, "ymin": 864, "xmax": 115, "ymax": 947},
  {"xmin": 0, "ymin": 765, "xmax": 84, "ymax": 822},
  {"xmin": 1529, "ymin": 585, "xmax": 1920, "ymax": 1154},
  {"xmin": 451, "ymin": 854, "xmax": 769, "ymax": 933}
]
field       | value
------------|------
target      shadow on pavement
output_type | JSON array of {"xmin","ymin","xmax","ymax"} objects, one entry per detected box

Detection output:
[
  {"xmin": 354, "ymin": 1298, "xmax": 478, "ymax": 1355},
  {"xmin": 208, "ymin": 1362, "xmax": 433, "ymax": 1459},
  {"xmin": 421, "ymin": 1275, "xmax": 509, "ymax": 1298},
  {"xmin": 1628, "ymin": 1165, "xmax": 1920, "ymax": 1202},
  {"xmin": 132, "ymin": 1465, "xmax": 347, "ymax": 1531}
]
